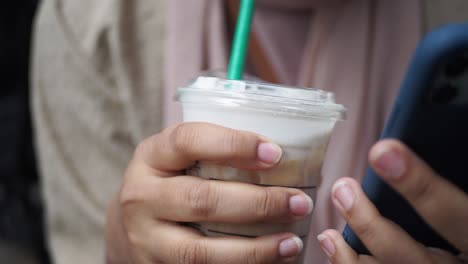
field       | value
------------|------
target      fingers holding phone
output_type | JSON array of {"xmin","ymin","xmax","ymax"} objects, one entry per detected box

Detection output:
[
  {"xmin": 318, "ymin": 140, "xmax": 468, "ymax": 264},
  {"xmin": 369, "ymin": 140, "xmax": 468, "ymax": 253}
]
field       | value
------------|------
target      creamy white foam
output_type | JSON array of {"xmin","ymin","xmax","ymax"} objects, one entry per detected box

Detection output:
[{"xmin": 182, "ymin": 104, "xmax": 335, "ymax": 147}]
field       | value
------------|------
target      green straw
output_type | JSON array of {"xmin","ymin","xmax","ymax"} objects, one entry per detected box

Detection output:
[{"xmin": 228, "ymin": 0, "xmax": 256, "ymax": 80}]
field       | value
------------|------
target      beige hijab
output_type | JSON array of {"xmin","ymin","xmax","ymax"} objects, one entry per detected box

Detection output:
[{"xmin": 165, "ymin": 1, "xmax": 422, "ymax": 262}]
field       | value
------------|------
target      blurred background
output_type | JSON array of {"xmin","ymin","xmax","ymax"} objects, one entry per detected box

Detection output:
[{"xmin": 0, "ymin": 1, "xmax": 49, "ymax": 263}]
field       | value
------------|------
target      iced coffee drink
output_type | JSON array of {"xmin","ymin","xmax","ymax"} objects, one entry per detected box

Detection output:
[{"xmin": 176, "ymin": 76, "xmax": 346, "ymax": 263}]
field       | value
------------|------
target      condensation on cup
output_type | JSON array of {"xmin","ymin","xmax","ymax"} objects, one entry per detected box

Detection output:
[{"xmin": 176, "ymin": 75, "xmax": 346, "ymax": 263}]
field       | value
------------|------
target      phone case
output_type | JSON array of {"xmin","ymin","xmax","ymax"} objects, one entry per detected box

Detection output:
[{"xmin": 343, "ymin": 23, "xmax": 468, "ymax": 255}]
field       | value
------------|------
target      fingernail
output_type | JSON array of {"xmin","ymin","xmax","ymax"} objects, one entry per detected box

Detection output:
[
  {"xmin": 289, "ymin": 195, "xmax": 314, "ymax": 216},
  {"xmin": 317, "ymin": 234, "xmax": 336, "ymax": 257},
  {"xmin": 279, "ymin": 236, "xmax": 303, "ymax": 258},
  {"xmin": 257, "ymin": 142, "xmax": 282, "ymax": 164},
  {"xmin": 373, "ymin": 146, "xmax": 406, "ymax": 179},
  {"xmin": 332, "ymin": 181, "xmax": 355, "ymax": 211}
]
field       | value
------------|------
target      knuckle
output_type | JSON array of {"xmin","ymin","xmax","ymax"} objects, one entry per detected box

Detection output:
[
  {"xmin": 134, "ymin": 140, "xmax": 147, "ymax": 158},
  {"xmin": 170, "ymin": 123, "xmax": 198, "ymax": 154},
  {"xmin": 245, "ymin": 246, "xmax": 267, "ymax": 264},
  {"xmin": 119, "ymin": 178, "xmax": 141, "ymax": 213},
  {"xmin": 352, "ymin": 215, "xmax": 380, "ymax": 242},
  {"xmin": 118, "ymin": 169, "xmax": 161, "ymax": 223},
  {"xmin": 186, "ymin": 180, "xmax": 220, "ymax": 219},
  {"xmin": 133, "ymin": 133, "xmax": 169, "ymax": 168},
  {"xmin": 407, "ymin": 174, "xmax": 434, "ymax": 210},
  {"xmin": 175, "ymin": 239, "xmax": 209, "ymax": 264},
  {"xmin": 255, "ymin": 188, "xmax": 282, "ymax": 219},
  {"xmin": 125, "ymin": 231, "xmax": 143, "ymax": 253},
  {"xmin": 119, "ymin": 186, "xmax": 144, "ymax": 227},
  {"xmin": 222, "ymin": 130, "xmax": 244, "ymax": 155},
  {"xmin": 134, "ymin": 136, "xmax": 156, "ymax": 159},
  {"xmin": 119, "ymin": 166, "xmax": 153, "ymax": 210}
]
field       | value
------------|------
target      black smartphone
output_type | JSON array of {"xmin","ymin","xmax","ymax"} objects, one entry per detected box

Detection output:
[{"xmin": 343, "ymin": 23, "xmax": 468, "ymax": 255}]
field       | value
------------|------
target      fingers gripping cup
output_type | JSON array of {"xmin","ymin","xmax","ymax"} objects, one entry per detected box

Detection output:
[{"xmin": 176, "ymin": 76, "xmax": 346, "ymax": 262}]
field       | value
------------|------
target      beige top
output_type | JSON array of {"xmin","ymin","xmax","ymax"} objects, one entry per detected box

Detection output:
[
  {"xmin": 32, "ymin": 0, "xmax": 468, "ymax": 263},
  {"xmin": 32, "ymin": 0, "xmax": 166, "ymax": 263}
]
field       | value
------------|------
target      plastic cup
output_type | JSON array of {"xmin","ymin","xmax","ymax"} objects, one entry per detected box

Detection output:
[{"xmin": 176, "ymin": 76, "xmax": 346, "ymax": 263}]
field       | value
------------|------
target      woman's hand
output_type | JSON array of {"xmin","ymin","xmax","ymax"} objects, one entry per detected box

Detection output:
[
  {"xmin": 319, "ymin": 139, "xmax": 468, "ymax": 264},
  {"xmin": 106, "ymin": 123, "xmax": 313, "ymax": 263}
]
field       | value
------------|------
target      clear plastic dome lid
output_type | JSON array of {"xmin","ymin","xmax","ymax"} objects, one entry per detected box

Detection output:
[{"xmin": 177, "ymin": 76, "xmax": 347, "ymax": 120}]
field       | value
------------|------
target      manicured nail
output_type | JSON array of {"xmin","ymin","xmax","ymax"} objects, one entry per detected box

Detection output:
[
  {"xmin": 317, "ymin": 234, "xmax": 336, "ymax": 257},
  {"xmin": 279, "ymin": 236, "xmax": 303, "ymax": 258},
  {"xmin": 332, "ymin": 181, "xmax": 355, "ymax": 211},
  {"xmin": 373, "ymin": 146, "xmax": 405, "ymax": 179},
  {"xmin": 289, "ymin": 195, "xmax": 314, "ymax": 216},
  {"xmin": 257, "ymin": 142, "xmax": 282, "ymax": 164}
]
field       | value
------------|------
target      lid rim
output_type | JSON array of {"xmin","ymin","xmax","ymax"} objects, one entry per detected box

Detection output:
[
  {"xmin": 176, "ymin": 76, "xmax": 347, "ymax": 120},
  {"xmin": 177, "ymin": 92, "xmax": 347, "ymax": 120}
]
